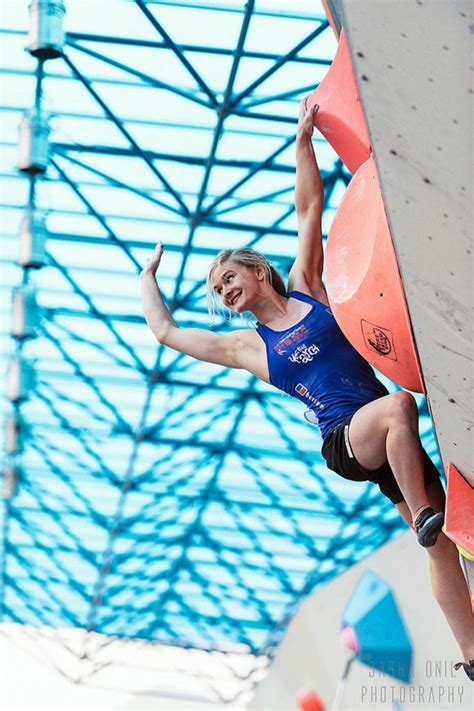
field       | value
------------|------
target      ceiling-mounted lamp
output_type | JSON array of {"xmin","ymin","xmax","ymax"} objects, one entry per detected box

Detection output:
[
  {"xmin": 18, "ymin": 208, "xmax": 48, "ymax": 269},
  {"xmin": 18, "ymin": 109, "xmax": 51, "ymax": 175},
  {"xmin": 6, "ymin": 357, "xmax": 36, "ymax": 403},
  {"xmin": 11, "ymin": 284, "xmax": 40, "ymax": 340},
  {"xmin": 2, "ymin": 458, "xmax": 20, "ymax": 499},
  {"xmin": 28, "ymin": 0, "xmax": 66, "ymax": 60},
  {"xmin": 5, "ymin": 413, "xmax": 25, "ymax": 456}
]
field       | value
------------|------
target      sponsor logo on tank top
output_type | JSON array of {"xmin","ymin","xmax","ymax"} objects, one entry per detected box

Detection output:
[
  {"xmin": 295, "ymin": 383, "xmax": 324, "ymax": 410},
  {"xmin": 274, "ymin": 325, "xmax": 308, "ymax": 355},
  {"xmin": 289, "ymin": 343, "xmax": 320, "ymax": 364}
]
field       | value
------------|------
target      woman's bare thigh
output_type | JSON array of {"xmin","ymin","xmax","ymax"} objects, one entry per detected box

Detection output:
[{"xmin": 348, "ymin": 394, "xmax": 400, "ymax": 471}]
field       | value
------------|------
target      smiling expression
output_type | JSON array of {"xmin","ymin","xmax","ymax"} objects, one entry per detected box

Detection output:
[{"xmin": 211, "ymin": 262, "xmax": 263, "ymax": 313}]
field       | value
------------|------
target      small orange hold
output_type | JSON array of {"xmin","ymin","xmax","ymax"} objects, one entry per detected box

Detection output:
[
  {"xmin": 305, "ymin": 29, "xmax": 371, "ymax": 174},
  {"xmin": 297, "ymin": 688, "xmax": 326, "ymax": 711}
]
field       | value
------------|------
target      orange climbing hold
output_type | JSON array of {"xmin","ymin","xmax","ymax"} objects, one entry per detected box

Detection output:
[
  {"xmin": 445, "ymin": 463, "xmax": 474, "ymax": 556},
  {"xmin": 325, "ymin": 155, "xmax": 424, "ymax": 392},
  {"xmin": 304, "ymin": 29, "xmax": 370, "ymax": 174},
  {"xmin": 297, "ymin": 688, "xmax": 326, "ymax": 711}
]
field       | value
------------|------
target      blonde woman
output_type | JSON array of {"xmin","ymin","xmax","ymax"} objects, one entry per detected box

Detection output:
[{"xmin": 140, "ymin": 104, "xmax": 474, "ymax": 677}]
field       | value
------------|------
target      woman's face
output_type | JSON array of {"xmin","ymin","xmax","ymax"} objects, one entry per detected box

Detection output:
[{"xmin": 210, "ymin": 261, "xmax": 263, "ymax": 313}]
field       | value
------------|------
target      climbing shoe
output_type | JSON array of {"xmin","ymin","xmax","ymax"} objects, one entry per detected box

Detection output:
[
  {"xmin": 454, "ymin": 660, "xmax": 474, "ymax": 681},
  {"xmin": 413, "ymin": 507, "xmax": 444, "ymax": 547}
]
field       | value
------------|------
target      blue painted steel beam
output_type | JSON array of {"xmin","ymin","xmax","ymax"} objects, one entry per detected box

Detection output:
[
  {"xmin": 0, "ymin": 231, "xmax": 249, "ymax": 258},
  {"xmin": 43, "ymin": 247, "xmax": 149, "ymax": 374},
  {"xmin": 53, "ymin": 151, "xmax": 186, "ymax": 218},
  {"xmin": 1, "ymin": 104, "xmax": 296, "ymax": 140},
  {"xmin": 140, "ymin": 0, "xmax": 325, "ymax": 22},
  {"xmin": 61, "ymin": 53, "xmax": 190, "ymax": 216},
  {"xmin": 62, "ymin": 30, "xmax": 333, "ymax": 65},
  {"xmin": 140, "ymin": 395, "xmax": 266, "ymax": 641},
  {"xmin": 242, "ymin": 83, "xmax": 319, "ymax": 109},
  {"xmin": 16, "ymin": 424, "xmax": 325, "ymax": 463},
  {"xmin": 233, "ymin": 108, "xmax": 298, "ymax": 124},
  {"xmin": 230, "ymin": 20, "xmax": 330, "ymax": 108},
  {"xmin": 37, "ymin": 326, "xmax": 140, "ymax": 436},
  {"xmin": 202, "ymin": 134, "xmax": 297, "ymax": 217},
  {"xmin": 214, "ymin": 186, "xmax": 294, "ymax": 216},
  {"xmin": 51, "ymin": 158, "xmax": 146, "ymax": 272},
  {"xmin": 135, "ymin": 0, "xmax": 218, "ymax": 107},
  {"xmin": 185, "ymin": 0, "xmax": 256, "ymax": 229},
  {"xmin": 201, "ymin": 217, "xmax": 297, "ymax": 237},
  {"xmin": 53, "ymin": 142, "xmax": 298, "ymax": 172},
  {"xmin": 66, "ymin": 38, "xmax": 214, "ymax": 110}
]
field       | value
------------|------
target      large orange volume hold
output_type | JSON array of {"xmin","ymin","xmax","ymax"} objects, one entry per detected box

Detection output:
[
  {"xmin": 305, "ymin": 28, "xmax": 370, "ymax": 174},
  {"xmin": 325, "ymin": 155, "xmax": 424, "ymax": 392}
]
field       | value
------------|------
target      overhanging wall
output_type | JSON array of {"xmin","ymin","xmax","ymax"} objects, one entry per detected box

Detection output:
[{"xmin": 338, "ymin": 0, "xmax": 472, "ymax": 482}]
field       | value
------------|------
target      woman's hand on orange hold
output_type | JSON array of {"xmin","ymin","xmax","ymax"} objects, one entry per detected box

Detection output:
[{"xmin": 297, "ymin": 100, "xmax": 319, "ymax": 139}]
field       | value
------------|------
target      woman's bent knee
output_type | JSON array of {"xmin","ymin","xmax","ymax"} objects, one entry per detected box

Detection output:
[{"xmin": 388, "ymin": 391, "xmax": 418, "ymax": 426}]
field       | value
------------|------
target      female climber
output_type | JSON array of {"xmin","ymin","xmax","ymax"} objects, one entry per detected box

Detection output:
[{"xmin": 140, "ymin": 103, "xmax": 474, "ymax": 678}]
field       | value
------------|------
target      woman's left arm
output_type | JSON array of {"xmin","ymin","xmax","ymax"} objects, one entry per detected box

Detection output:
[{"xmin": 288, "ymin": 103, "xmax": 326, "ymax": 298}]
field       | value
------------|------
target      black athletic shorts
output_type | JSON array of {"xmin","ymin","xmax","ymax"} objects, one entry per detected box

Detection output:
[{"xmin": 321, "ymin": 414, "xmax": 441, "ymax": 505}]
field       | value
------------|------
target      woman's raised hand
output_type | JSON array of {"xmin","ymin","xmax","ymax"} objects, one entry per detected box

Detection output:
[
  {"xmin": 297, "ymin": 100, "xmax": 319, "ymax": 139},
  {"xmin": 140, "ymin": 241, "xmax": 164, "ymax": 277}
]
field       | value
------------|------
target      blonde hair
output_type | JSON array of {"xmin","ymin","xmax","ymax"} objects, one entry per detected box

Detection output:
[{"xmin": 206, "ymin": 248, "xmax": 287, "ymax": 318}]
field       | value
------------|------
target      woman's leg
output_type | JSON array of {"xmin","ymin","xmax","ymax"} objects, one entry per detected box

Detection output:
[
  {"xmin": 396, "ymin": 479, "xmax": 474, "ymax": 663},
  {"xmin": 347, "ymin": 394, "xmax": 473, "ymax": 661},
  {"xmin": 348, "ymin": 391, "xmax": 433, "ymax": 521}
]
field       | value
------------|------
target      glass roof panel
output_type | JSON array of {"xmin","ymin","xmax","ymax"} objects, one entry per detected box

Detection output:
[{"xmin": 1, "ymin": 0, "xmax": 440, "ymax": 697}]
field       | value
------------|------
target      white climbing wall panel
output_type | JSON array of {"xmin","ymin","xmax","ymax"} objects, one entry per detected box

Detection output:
[
  {"xmin": 338, "ymin": 0, "xmax": 473, "ymax": 482},
  {"xmin": 248, "ymin": 531, "xmax": 472, "ymax": 710}
]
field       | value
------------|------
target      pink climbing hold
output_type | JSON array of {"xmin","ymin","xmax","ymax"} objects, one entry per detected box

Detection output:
[{"xmin": 340, "ymin": 624, "xmax": 360, "ymax": 655}]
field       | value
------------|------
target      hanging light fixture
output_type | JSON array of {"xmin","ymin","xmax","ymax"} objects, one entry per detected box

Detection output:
[
  {"xmin": 11, "ymin": 284, "xmax": 40, "ymax": 340},
  {"xmin": 18, "ymin": 109, "xmax": 51, "ymax": 174},
  {"xmin": 5, "ymin": 412, "xmax": 25, "ymax": 456},
  {"xmin": 28, "ymin": 0, "xmax": 66, "ymax": 60},
  {"xmin": 2, "ymin": 458, "xmax": 20, "ymax": 499},
  {"xmin": 6, "ymin": 357, "xmax": 36, "ymax": 403},
  {"xmin": 18, "ymin": 208, "xmax": 48, "ymax": 268}
]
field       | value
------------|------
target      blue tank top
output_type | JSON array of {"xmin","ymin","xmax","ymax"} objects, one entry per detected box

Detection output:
[{"xmin": 256, "ymin": 290, "xmax": 389, "ymax": 439}]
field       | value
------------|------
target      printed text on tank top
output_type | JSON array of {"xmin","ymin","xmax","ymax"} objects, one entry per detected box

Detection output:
[
  {"xmin": 259, "ymin": 296, "xmax": 326, "ymax": 364},
  {"xmin": 233, "ymin": 298, "xmax": 315, "ymax": 385}
]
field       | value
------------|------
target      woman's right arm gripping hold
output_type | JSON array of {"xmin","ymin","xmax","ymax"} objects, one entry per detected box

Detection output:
[
  {"xmin": 140, "ymin": 242, "xmax": 245, "ymax": 370},
  {"xmin": 288, "ymin": 102, "xmax": 328, "ymax": 305}
]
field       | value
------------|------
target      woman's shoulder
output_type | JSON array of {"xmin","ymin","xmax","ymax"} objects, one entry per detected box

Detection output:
[
  {"xmin": 230, "ymin": 327, "xmax": 263, "ymax": 348},
  {"xmin": 224, "ymin": 327, "xmax": 270, "ymax": 382},
  {"xmin": 225, "ymin": 327, "xmax": 266, "ymax": 358}
]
